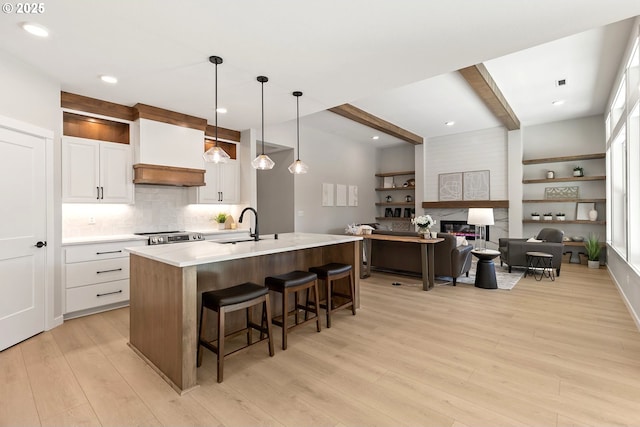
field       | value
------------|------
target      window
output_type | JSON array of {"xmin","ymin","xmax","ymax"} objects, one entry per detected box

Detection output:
[
  {"xmin": 629, "ymin": 103, "xmax": 640, "ymax": 269},
  {"xmin": 610, "ymin": 129, "xmax": 627, "ymax": 258}
]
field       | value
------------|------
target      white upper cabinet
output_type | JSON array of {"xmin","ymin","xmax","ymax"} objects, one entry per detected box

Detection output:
[
  {"xmin": 62, "ymin": 136, "xmax": 133, "ymax": 203},
  {"xmin": 198, "ymin": 159, "xmax": 240, "ymax": 204}
]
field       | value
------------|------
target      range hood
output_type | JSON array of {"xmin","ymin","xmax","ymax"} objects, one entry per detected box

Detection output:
[{"xmin": 132, "ymin": 105, "xmax": 206, "ymax": 187}]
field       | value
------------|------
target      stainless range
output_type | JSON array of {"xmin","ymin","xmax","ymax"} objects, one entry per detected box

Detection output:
[{"xmin": 135, "ymin": 231, "xmax": 204, "ymax": 245}]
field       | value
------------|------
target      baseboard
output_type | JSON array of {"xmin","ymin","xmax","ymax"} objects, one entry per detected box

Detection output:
[
  {"xmin": 46, "ymin": 315, "xmax": 64, "ymax": 331},
  {"xmin": 608, "ymin": 269, "xmax": 640, "ymax": 333}
]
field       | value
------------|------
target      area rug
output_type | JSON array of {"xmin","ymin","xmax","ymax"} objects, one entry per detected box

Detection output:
[{"xmin": 438, "ymin": 258, "xmax": 525, "ymax": 290}]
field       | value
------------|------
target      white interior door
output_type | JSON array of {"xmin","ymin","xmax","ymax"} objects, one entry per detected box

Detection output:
[{"xmin": 0, "ymin": 126, "xmax": 46, "ymax": 350}]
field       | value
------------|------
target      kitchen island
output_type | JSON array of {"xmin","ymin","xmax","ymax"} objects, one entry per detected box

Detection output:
[{"xmin": 126, "ymin": 232, "xmax": 361, "ymax": 394}]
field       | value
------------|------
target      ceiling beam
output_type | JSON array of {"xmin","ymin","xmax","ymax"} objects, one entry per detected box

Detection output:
[
  {"xmin": 458, "ymin": 64, "xmax": 520, "ymax": 131},
  {"xmin": 328, "ymin": 104, "xmax": 423, "ymax": 145}
]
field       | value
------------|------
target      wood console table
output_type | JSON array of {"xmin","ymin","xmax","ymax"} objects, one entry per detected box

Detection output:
[{"xmin": 361, "ymin": 234, "xmax": 444, "ymax": 291}]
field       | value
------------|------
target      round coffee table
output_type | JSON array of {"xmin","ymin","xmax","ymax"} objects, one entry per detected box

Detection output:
[{"xmin": 471, "ymin": 249, "xmax": 501, "ymax": 289}]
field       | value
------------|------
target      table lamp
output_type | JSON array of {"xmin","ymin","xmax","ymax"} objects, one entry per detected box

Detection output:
[{"xmin": 467, "ymin": 208, "xmax": 494, "ymax": 251}]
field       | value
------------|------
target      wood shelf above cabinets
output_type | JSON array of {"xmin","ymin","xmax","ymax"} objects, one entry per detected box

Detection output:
[
  {"xmin": 375, "ymin": 217, "xmax": 412, "ymax": 222},
  {"xmin": 375, "ymin": 186, "xmax": 415, "ymax": 191},
  {"xmin": 375, "ymin": 202, "xmax": 414, "ymax": 206},
  {"xmin": 421, "ymin": 200, "xmax": 509, "ymax": 209},
  {"xmin": 522, "ymin": 153, "xmax": 605, "ymax": 165},
  {"xmin": 522, "ymin": 176, "xmax": 606, "ymax": 184},
  {"xmin": 375, "ymin": 170, "xmax": 415, "ymax": 177},
  {"xmin": 523, "ymin": 198, "xmax": 606, "ymax": 203},
  {"xmin": 523, "ymin": 219, "xmax": 606, "ymax": 225}
]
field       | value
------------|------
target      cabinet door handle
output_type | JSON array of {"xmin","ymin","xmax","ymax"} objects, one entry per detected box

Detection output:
[
  {"xmin": 96, "ymin": 250, "xmax": 122, "ymax": 255},
  {"xmin": 100, "ymin": 186, "xmax": 104, "ymax": 199},
  {"xmin": 220, "ymin": 191, "xmax": 223, "ymax": 202},
  {"xmin": 97, "ymin": 290, "xmax": 123, "ymax": 297},
  {"xmin": 97, "ymin": 187, "xmax": 100, "ymax": 200},
  {"xmin": 96, "ymin": 268, "xmax": 123, "ymax": 274}
]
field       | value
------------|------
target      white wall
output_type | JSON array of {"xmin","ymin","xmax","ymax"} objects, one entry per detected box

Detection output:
[
  {"xmin": 0, "ymin": 48, "xmax": 62, "ymax": 323},
  {"xmin": 265, "ymin": 121, "xmax": 378, "ymax": 234}
]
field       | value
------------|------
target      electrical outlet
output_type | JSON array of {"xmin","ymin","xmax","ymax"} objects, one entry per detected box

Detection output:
[{"xmin": 88, "ymin": 217, "xmax": 96, "ymax": 225}]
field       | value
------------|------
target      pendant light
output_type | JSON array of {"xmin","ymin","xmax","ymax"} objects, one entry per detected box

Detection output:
[
  {"xmin": 251, "ymin": 75, "xmax": 275, "ymax": 170},
  {"xmin": 203, "ymin": 55, "xmax": 230, "ymax": 163},
  {"xmin": 288, "ymin": 91, "xmax": 309, "ymax": 174}
]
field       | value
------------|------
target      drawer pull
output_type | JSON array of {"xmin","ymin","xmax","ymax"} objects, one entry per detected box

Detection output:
[
  {"xmin": 96, "ymin": 250, "xmax": 123, "ymax": 255},
  {"xmin": 96, "ymin": 290, "xmax": 123, "ymax": 297},
  {"xmin": 96, "ymin": 268, "xmax": 123, "ymax": 274}
]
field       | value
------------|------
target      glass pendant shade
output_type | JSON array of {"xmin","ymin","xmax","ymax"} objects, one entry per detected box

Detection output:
[
  {"xmin": 252, "ymin": 153, "xmax": 275, "ymax": 170},
  {"xmin": 288, "ymin": 159, "xmax": 308, "ymax": 174},
  {"xmin": 203, "ymin": 55, "xmax": 230, "ymax": 163},
  {"xmin": 203, "ymin": 145, "xmax": 230, "ymax": 163}
]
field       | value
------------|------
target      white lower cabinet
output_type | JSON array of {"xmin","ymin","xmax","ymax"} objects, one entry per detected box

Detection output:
[{"xmin": 63, "ymin": 239, "xmax": 145, "ymax": 317}]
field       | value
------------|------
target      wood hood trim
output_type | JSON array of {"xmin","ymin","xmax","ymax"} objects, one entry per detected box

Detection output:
[{"xmin": 133, "ymin": 163, "xmax": 205, "ymax": 187}]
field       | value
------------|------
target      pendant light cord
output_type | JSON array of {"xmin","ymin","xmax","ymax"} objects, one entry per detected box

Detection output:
[
  {"xmin": 296, "ymin": 94, "xmax": 300, "ymax": 161},
  {"xmin": 261, "ymin": 79, "xmax": 265, "ymax": 155},
  {"xmin": 214, "ymin": 60, "xmax": 218, "ymax": 146}
]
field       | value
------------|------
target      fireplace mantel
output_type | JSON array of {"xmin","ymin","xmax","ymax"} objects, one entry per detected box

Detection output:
[{"xmin": 421, "ymin": 200, "xmax": 509, "ymax": 209}]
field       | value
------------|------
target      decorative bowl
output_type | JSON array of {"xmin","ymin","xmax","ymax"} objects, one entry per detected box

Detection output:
[{"xmin": 571, "ymin": 236, "xmax": 584, "ymax": 242}]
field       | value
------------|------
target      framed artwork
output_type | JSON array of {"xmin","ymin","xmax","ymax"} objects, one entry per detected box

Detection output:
[
  {"xmin": 576, "ymin": 202, "xmax": 595, "ymax": 220},
  {"xmin": 438, "ymin": 172, "xmax": 463, "ymax": 201},
  {"xmin": 348, "ymin": 185, "xmax": 358, "ymax": 206},
  {"xmin": 321, "ymin": 183, "xmax": 334, "ymax": 206},
  {"xmin": 545, "ymin": 186, "xmax": 579, "ymax": 199},
  {"xmin": 336, "ymin": 184, "xmax": 347, "ymax": 206},
  {"xmin": 463, "ymin": 170, "xmax": 490, "ymax": 201}
]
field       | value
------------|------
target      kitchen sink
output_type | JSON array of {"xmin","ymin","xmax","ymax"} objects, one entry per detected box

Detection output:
[{"xmin": 214, "ymin": 238, "xmax": 262, "ymax": 244}]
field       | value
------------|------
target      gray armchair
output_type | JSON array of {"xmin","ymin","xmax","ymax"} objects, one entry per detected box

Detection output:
[{"xmin": 498, "ymin": 228, "xmax": 564, "ymax": 277}]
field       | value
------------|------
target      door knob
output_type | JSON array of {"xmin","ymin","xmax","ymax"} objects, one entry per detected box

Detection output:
[{"xmin": 35, "ymin": 241, "xmax": 47, "ymax": 248}]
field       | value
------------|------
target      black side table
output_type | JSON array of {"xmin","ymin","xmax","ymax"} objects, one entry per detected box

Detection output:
[
  {"xmin": 471, "ymin": 249, "xmax": 501, "ymax": 289},
  {"xmin": 525, "ymin": 251, "xmax": 555, "ymax": 281}
]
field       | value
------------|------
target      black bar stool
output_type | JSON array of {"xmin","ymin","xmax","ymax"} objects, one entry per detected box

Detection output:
[
  {"xmin": 197, "ymin": 282, "xmax": 274, "ymax": 383},
  {"xmin": 265, "ymin": 271, "xmax": 321, "ymax": 350},
  {"xmin": 309, "ymin": 263, "xmax": 356, "ymax": 328}
]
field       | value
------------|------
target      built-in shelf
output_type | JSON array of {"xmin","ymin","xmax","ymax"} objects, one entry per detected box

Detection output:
[
  {"xmin": 523, "ymin": 198, "xmax": 606, "ymax": 203},
  {"xmin": 522, "ymin": 153, "xmax": 605, "ymax": 165},
  {"xmin": 522, "ymin": 176, "xmax": 606, "ymax": 184},
  {"xmin": 375, "ymin": 217, "xmax": 412, "ymax": 222},
  {"xmin": 375, "ymin": 186, "xmax": 416, "ymax": 191},
  {"xmin": 523, "ymin": 219, "xmax": 606, "ymax": 225},
  {"xmin": 421, "ymin": 200, "xmax": 509, "ymax": 209},
  {"xmin": 375, "ymin": 202, "xmax": 414, "ymax": 206},
  {"xmin": 375, "ymin": 170, "xmax": 415, "ymax": 177}
]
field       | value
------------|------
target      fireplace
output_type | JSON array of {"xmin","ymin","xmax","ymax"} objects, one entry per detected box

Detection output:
[{"xmin": 440, "ymin": 220, "xmax": 489, "ymax": 241}]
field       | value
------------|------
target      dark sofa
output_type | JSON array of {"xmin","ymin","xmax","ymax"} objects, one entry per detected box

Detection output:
[{"xmin": 369, "ymin": 230, "xmax": 473, "ymax": 285}]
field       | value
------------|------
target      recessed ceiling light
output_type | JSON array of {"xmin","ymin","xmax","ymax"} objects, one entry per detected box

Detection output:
[
  {"xmin": 216, "ymin": 107, "xmax": 227, "ymax": 114},
  {"xmin": 445, "ymin": 121, "xmax": 455, "ymax": 126},
  {"xmin": 552, "ymin": 100, "xmax": 565, "ymax": 106},
  {"xmin": 100, "ymin": 75, "xmax": 118, "ymax": 84},
  {"xmin": 22, "ymin": 22, "xmax": 49, "ymax": 38},
  {"xmin": 371, "ymin": 135, "xmax": 380, "ymax": 140}
]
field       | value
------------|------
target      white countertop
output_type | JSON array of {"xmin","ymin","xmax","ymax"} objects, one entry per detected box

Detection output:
[
  {"xmin": 126, "ymin": 232, "xmax": 362, "ymax": 267},
  {"xmin": 62, "ymin": 234, "xmax": 148, "ymax": 246}
]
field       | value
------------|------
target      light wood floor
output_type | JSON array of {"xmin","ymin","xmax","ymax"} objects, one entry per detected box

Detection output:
[{"xmin": 3, "ymin": 263, "xmax": 640, "ymax": 426}]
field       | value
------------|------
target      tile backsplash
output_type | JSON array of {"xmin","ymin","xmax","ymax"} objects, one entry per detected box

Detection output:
[{"xmin": 63, "ymin": 185, "xmax": 247, "ymax": 238}]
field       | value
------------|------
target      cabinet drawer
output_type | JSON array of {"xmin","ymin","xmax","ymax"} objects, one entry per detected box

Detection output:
[
  {"xmin": 65, "ymin": 240, "xmax": 144, "ymax": 263},
  {"xmin": 66, "ymin": 279, "xmax": 129, "ymax": 313},
  {"xmin": 66, "ymin": 258, "xmax": 129, "ymax": 288}
]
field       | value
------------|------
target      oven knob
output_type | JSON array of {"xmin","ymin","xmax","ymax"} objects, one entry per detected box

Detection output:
[
  {"xmin": 158, "ymin": 237, "xmax": 165, "ymax": 244},
  {"xmin": 195, "ymin": 233, "xmax": 203, "ymax": 240},
  {"xmin": 150, "ymin": 236, "xmax": 158, "ymax": 244}
]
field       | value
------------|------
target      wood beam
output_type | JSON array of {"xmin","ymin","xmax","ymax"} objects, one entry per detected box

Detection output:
[
  {"xmin": 133, "ymin": 104, "xmax": 207, "ymax": 131},
  {"xmin": 328, "ymin": 104, "xmax": 423, "ymax": 145},
  {"xmin": 458, "ymin": 64, "xmax": 520, "ymax": 131},
  {"xmin": 61, "ymin": 91, "xmax": 135, "ymax": 121},
  {"xmin": 204, "ymin": 125, "xmax": 241, "ymax": 142}
]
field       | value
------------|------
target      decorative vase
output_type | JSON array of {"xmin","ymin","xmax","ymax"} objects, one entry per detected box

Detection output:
[
  {"xmin": 419, "ymin": 227, "xmax": 430, "ymax": 238},
  {"xmin": 218, "ymin": 222, "xmax": 225, "ymax": 230},
  {"xmin": 588, "ymin": 260, "xmax": 600, "ymax": 269},
  {"xmin": 546, "ymin": 170, "xmax": 555, "ymax": 179},
  {"xmin": 573, "ymin": 170, "xmax": 583, "ymax": 177},
  {"xmin": 531, "ymin": 215, "xmax": 540, "ymax": 221},
  {"xmin": 430, "ymin": 231, "xmax": 438, "ymax": 238},
  {"xmin": 588, "ymin": 209, "xmax": 598, "ymax": 221},
  {"xmin": 543, "ymin": 215, "xmax": 553, "ymax": 221},
  {"xmin": 557, "ymin": 216, "xmax": 565, "ymax": 221}
]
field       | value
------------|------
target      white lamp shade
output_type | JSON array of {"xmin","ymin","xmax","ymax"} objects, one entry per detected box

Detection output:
[{"xmin": 467, "ymin": 208, "xmax": 494, "ymax": 225}]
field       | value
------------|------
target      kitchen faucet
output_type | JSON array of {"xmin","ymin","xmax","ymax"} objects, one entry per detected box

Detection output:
[{"xmin": 239, "ymin": 207, "xmax": 259, "ymax": 241}]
